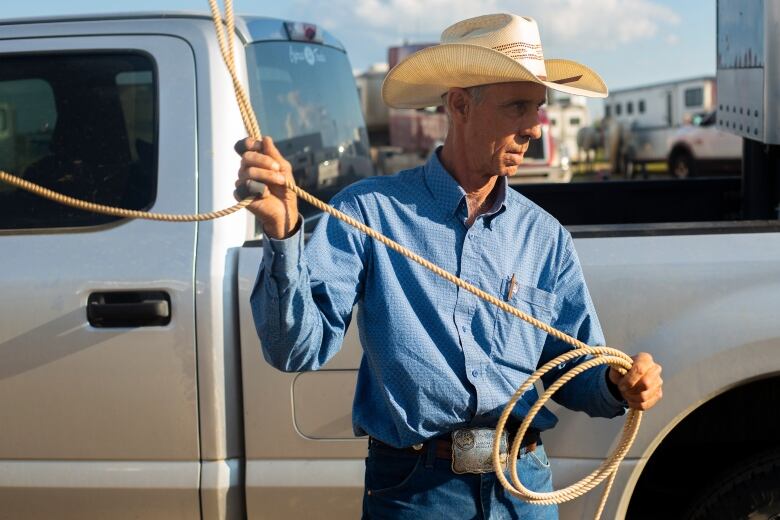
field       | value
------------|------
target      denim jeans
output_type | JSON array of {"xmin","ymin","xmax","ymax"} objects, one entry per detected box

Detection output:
[{"xmin": 362, "ymin": 440, "xmax": 558, "ymax": 519}]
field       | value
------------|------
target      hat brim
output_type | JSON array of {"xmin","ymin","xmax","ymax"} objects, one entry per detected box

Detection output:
[{"xmin": 382, "ymin": 43, "xmax": 608, "ymax": 109}]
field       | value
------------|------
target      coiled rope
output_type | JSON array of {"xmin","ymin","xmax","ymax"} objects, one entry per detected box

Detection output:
[{"xmin": 0, "ymin": 2, "xmax": 640, "ymax": 517}]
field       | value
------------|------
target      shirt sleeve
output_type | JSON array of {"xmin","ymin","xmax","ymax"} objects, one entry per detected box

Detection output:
[
  {"xmin": 249, "ymin": 192, "xmax": 369, "ymax": 372},
  {"xmin": 537, "ymin": 231, "xmax": 628, "ymax": 418}
]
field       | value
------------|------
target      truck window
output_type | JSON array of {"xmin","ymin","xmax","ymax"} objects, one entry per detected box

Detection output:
[
  {"xmin": 685, "ymin": 87, "xmax": 704, "ymax": 107},
  {"xmin": 0, "ymin": 53, "xmax": 157, "ymax": 231},
  {"xmin": 245, "ymin": 41, "xmax": 372, "ymax": 233}
]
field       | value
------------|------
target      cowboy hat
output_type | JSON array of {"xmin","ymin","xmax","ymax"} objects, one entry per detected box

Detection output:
[{"xmin": 382, "ymin": 13, "xmax": 608, "ymax": 108}]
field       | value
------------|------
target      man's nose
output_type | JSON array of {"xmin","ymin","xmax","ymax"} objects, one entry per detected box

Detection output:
[
  {"xmin": 518, "ymin": 111, "xmax": 543, "ymax": 141},
  {"xmin": 517, "ymin": 123, "xmax": 542, "ymax": 143}
]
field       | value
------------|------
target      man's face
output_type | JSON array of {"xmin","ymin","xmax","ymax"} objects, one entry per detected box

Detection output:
[{"xmin": 457, "ymin": 81, "xmax": 546, "ymax": 178}]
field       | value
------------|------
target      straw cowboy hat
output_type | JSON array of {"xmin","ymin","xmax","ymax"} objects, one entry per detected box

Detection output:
[{"xmin": 382, "ymin": 13, "xmax": 608, "ymax": 109}]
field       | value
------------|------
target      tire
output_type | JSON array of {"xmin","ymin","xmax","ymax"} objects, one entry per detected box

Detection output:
[
  {"xmin": 684, "ymin": 448, "xmax": 780, "ymax": 520},
  {"xmin": 670, "ymin": 150, "xmax": 695, "ymax": 179}
]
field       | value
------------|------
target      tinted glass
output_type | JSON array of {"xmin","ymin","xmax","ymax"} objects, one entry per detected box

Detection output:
[
  {"xmin": 246, "ymin": 41, "xmax": 373, "ymax": 227},
  {"xmin": 685, "ymin": 87, "xmax": 704, "ymax": 107},
  {"xmin": 0, "ymin": 53, "xmax": 156, "ymax": 230}
]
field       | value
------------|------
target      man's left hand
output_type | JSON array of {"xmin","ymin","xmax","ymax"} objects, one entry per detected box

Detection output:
[{"xmin": 608, "ymin": 353, "xmax": 663, "ymax": 411}]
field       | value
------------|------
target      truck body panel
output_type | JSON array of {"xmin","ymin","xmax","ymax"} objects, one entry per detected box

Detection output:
[{"xmin": 0, "ymin": 29, "xmax": 201, "ymax": 517}]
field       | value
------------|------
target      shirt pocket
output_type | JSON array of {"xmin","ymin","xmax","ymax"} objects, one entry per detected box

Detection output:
[{"xmin": 490, "ymin": 279, "xmax": 556, "ymax": 372}]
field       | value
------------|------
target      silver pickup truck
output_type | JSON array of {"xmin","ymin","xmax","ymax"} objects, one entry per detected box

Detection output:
[{"xmin": 1, "ymin": 10, "xmax": 779, "ymax": 520}]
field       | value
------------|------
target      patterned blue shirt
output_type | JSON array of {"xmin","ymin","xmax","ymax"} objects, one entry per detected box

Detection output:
[{"xmin": 251, "ymin": 151, "xmax": 626, "ymax": 448}]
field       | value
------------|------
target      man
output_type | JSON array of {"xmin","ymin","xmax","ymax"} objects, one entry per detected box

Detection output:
[{"xmin": 237, "ymin": 13, "xmax": 663, "ymax": 519}]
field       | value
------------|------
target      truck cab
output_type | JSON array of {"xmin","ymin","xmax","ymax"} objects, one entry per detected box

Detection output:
[{"xmin": 0, "ymin": 12, "xmax": 370, "ymax": 518}]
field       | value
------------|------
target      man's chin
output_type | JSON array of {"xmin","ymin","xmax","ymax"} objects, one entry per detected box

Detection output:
[{"xmin": 500, "ymin": 164, "xmax": 521, "ymax": 176}]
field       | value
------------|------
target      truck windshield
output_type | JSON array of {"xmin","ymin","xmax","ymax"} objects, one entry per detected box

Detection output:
[{"xmin": 246, "ymin": 41, "xmax": 373, "ymax": 225}]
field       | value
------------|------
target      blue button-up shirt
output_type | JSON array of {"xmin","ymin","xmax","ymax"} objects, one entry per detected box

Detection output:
[{"xmin": 251, "ymin": 151, "xmax": 626, "ymax": 448}]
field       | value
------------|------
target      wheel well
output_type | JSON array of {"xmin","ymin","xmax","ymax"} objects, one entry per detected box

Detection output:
[{"xmin": 626, "ymin": 375, "xmax": 780, "ymax": 519}]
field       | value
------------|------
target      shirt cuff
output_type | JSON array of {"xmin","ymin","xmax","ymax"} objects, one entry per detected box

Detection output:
[
  {"xmin": 599, "ymin": 365, "xmax": 628, "ymax": 411},
  {"xmin": 262, "ymin": 216, "xmax": 305, "ymax": 281}
]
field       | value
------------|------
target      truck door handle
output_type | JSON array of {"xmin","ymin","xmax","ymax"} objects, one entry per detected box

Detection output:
[{"xmin": 87, "ymin": 291, "xmax": 171, "ymax": 327}]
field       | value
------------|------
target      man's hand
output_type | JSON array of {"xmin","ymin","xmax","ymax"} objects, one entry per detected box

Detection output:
[
  {"xmin": 234, "ymin": 136, "xmax": 299, "ymax": 240},
  {"xmin": 608, "ymin": 353, "xmax": 663, "ymax": 411}
]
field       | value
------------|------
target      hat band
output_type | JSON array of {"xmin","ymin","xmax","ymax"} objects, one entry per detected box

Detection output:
[{"xmin": 491, "ymin": 41, "xmax": 544, "ymax": 61}]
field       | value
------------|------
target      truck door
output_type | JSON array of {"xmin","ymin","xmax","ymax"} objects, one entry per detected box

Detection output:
[{"xmin": 0, "ymin": 35, "xmax": 200, "ymax": 519}]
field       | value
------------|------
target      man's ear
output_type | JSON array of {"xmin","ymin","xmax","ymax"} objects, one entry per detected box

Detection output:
[{"xmin": 447, "ymin": 88, "xmax": 470, "ymax": 122}]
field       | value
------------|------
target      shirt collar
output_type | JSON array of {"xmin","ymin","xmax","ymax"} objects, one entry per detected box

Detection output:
[{"xmin": 424, "ymin": 148, "xmax": 508, "ymax": 220}]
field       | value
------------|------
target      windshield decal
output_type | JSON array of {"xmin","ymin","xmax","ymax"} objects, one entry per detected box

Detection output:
[{"xmin": 289, "ymin": 45, "xmax": 327, "ymax": 66}]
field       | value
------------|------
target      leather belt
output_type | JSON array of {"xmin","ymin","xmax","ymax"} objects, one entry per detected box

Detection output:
[{"xmin": 370, "ymin": 428, "xmax": 540, "ymax": 461}]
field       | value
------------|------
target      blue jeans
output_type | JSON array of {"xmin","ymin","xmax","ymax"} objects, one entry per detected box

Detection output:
[{"xmin": 362, "ymin": 440, "xmax": 558, "ymax": 519}]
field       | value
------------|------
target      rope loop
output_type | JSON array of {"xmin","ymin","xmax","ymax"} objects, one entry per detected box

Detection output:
[{"xmin": 493, "ymin": 347, "xmax": 641, "ymax": 518}]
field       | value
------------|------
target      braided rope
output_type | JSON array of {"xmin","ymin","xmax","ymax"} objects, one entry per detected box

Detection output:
[
  {"xmin": 0, "ymin": 170, "xmax": 253, "ymax": 221},
  {"xmin": 0, "ymin": 2, "xmax": 641, "ymax": 517}
]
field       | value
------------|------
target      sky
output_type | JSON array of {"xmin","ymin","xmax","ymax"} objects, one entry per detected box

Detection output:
[{"xmin": 3, "ymin": 0, "xmax": 716, "ymax": 119}]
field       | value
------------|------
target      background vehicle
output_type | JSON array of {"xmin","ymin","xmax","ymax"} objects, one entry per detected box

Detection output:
[
  {"xmin": 603, "ymin": 76, "xmax": 743, "ymax": 177},
  {"xmin": 1, "ymin": 4, "xmax": 779, "ymax": 520},
  {"xmin": 667, "ymin": 110, "xmax": 742, "ymax": 178}
]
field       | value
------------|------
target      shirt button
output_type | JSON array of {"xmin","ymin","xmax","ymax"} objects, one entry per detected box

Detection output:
[
  {"xmin": 472, "ymin": 369, "xmax": 479, "ymax": 377},
  {"xmin": 461, "ymin": 325, "xmax": 468, "ymax": 333}
]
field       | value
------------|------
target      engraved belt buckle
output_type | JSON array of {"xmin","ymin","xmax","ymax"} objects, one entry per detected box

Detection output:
[{"xmin": 451, "ymin": 427, "xmax": 508, "ymax": 474}]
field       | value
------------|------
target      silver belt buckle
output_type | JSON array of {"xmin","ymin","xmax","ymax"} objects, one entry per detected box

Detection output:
[{"xmin": 451, "ymin": 427, "xmax": 508, "ymax": 474}]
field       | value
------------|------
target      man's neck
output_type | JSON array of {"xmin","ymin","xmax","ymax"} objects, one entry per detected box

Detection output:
[{"xmin": 439, "ymin": 139, "xmax": 499, "ymax": 226}]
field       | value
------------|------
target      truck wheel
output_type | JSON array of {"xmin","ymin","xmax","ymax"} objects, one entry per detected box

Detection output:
[
  {"xmin": 684, "ymin": 448, "xmax": 780, "ymax": 520},
  {"xmin": 670, "ymin": 150, "xmax": 694, "ymax": 179}
]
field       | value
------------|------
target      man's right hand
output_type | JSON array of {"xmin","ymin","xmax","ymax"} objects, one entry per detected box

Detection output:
[{"xmin": 234, "ymin": 136, "xmax": 299, "ymax": 240}]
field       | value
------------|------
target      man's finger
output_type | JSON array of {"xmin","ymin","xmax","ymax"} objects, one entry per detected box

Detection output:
[
  {"xmin": 625, "ymin": 365, "xmax": 662, "ymax": 393},
  {"xmin": 241, "ymin": 166, "xmax": 287, "ymax": 186},
  {"xmin": 619, "ymin": 366, "xmax": 647, "ymax": 393},
  {"xmin": 619, "ymin": 354, "xmax": 654, "ymax": 392},
  {"xmin": 261, "ymin": 136, "xmax": 285, "ymax": 163},
  {"xmin": 234, "ymin": 137, "xmax": 264, "ymax": 156},
  {"xmin": 626, "ymin": 387, "xmax": 663, "ymax": 411},
  {"xmin": 235, "ymin": 179, "xmax": 266, "ymax": 200},
  {"xmin": 241, "ymin": 152, "xmax": 281, "ymax": 172}
]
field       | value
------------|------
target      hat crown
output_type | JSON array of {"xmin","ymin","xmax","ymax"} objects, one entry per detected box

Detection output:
[{"xmin": 440, "ymin": 13, "xmax": 547, "ymax": 78}]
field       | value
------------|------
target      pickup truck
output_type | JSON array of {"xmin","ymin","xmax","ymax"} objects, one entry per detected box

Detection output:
[
  {"xmin": 1, "ymin": 11, "xmax": 780, "ymax": 520},
  {"xmin": 666, "ymin": 110, "xmax": 742, "ymax": 178}
]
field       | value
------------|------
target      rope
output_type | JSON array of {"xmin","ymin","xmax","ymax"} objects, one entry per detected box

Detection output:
[
  {"xmin": 0, "ymin": 170, "xmax": 253, "ymax": 221},
  {"xmin": 0, "ymin": 2, "xmax": 641, "ymax": 517}
]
